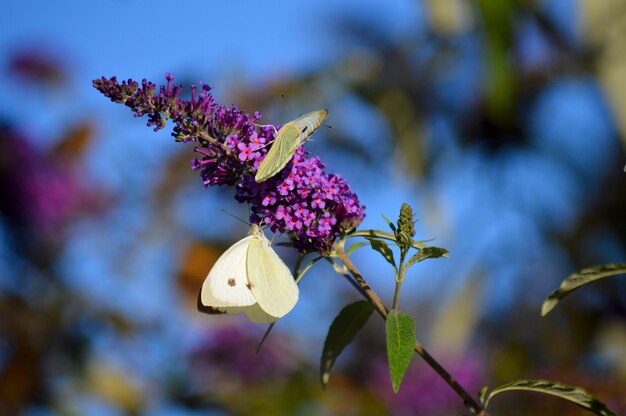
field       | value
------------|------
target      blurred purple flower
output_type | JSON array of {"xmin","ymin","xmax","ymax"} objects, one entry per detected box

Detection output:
[
  {"xmin": 93, "ymin": 74, "xmax": 365, "ymax": 253},
  {"xmin": 367, "ymin": 355, "xmax": 484, "ymax": 415},
  {"xmin": 188, "ymin": 326, "xmax": 295, "ymax": 384},
  {"xmin": 0, "ymin": 125, "xmax": 100, "ymax": 234},
  {"xmin": 8, "ymin": 49, "xmax": 67, "ymax": 86}
]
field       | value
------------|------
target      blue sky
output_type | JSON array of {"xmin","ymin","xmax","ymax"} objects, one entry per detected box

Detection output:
[
  {"xmin": 2, "ymin": 0, "xmax": 621, "ymax": 327},
  {"xmin": 1, "ymin": 0, "xmax": 620, "ymax": 334},
  {"xmin": 0, "ymin": 0, "xmax": 420, "ymax": 83}
]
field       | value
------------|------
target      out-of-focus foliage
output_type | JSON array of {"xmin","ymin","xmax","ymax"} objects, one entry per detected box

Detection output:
[
  {"xmin": 581, "ymin": 0, "xmax": 626, "ymax": 149},
  {"xmin": 1, "ymin": 1, "xmax": 625, "ymax": 415},
  {"xmin": 0, "ymin": 90, "xmax": 111, "ymax": 413}
]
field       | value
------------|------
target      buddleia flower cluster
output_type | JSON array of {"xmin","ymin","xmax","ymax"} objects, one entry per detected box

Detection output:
[{"xmin": 93, "ymin": 74, "xmax": 365, "ymax": 253}]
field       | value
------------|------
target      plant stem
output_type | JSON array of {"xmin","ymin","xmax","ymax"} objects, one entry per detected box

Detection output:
[
  {"xmin": 392, "ymin": 252, "xmax": 406, "ymax": 311},
  {"xmin": 391, "ymin": 280, "xmax": 402, "ymax": 310},
  {"xmin": 333, "ymin": 242, "xmax": 486, "ymax": 416}
]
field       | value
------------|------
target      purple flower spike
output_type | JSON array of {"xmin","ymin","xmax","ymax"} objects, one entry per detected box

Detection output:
[{"xmin": 94, "ymin": 74, "xmax": 366, "ymax": 253}]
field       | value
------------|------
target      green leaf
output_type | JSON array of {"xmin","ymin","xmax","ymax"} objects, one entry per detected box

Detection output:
[
  {"xmin": 385, "ymin": 310, "xmax": 416, "ymax": 393},
  {"xmin": 348, "ymin": 229, "xmax": 428, "ymax": 250},
  {"xmin": 381, "ymin": 214, "xmax": 396, "ymax": 233},
  {"xmin": 478, "ymin": 386, "xmax": 489, "ymax": 406},
  {"xmin": 274, "ymin": 241, "xmax": 294, "ymax": 247},
  {"xmin": 542, "ymin": 263, "xmax": 626, "ymax": 316},
  {"xmin": 406, "ymin": 246, "xmax": 449, "ymax": 269},
  {"xmin": 295, "ymin": 255, "xmax": 323, "ymax": 284},
  {"xmin": 369, "ymin": 239, "xmax": 397, "ymax": 271},
  {"xmin": 320, "ymin": 301, "xmax": 374, "ymax": 388},
  {"xmin": 346, "ymin": 241, "xmax": 369, "ymax": 255},
  {"xmin": 482, "ymin": 379, "xmax": 616, "ymax": 416}
]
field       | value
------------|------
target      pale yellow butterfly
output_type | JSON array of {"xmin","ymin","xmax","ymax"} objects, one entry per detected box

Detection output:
[{"xmin": 254, "ymin": 109, "xmax": 328, "ymax": 183}]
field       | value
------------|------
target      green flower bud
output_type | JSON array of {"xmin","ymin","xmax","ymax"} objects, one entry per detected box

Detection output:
[{"xmin": 396, "ymin": 203, "xmax": 415, "ymax": 254}]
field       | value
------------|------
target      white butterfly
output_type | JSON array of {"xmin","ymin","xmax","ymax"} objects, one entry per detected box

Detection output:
[{"xmin": 198, "ymin": 224, "xmax": 299, "ymax": 324}]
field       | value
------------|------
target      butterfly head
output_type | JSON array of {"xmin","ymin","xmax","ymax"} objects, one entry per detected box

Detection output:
[
  {"xmin": 249, "ymin": 223, "xmax": 261, "ymax": 235},
  {"xmin": 249, "ymin": 223, "xmax": 270, "ymax": 237}
]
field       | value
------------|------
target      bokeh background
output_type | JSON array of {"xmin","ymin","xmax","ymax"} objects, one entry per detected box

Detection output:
[{"xmin": 1, "ymin": 1, "xmax": 625, "ymax": 415}]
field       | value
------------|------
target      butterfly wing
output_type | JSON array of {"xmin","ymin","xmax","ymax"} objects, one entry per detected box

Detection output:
[
  {"xmin": 254, "ymin": 123, "xmax": 299, "ymax": 183},
  {"xmin": 247, "ymin": 232, "xmax": 299, "ymax": 318},
  {"xmin": 199, "ymin": 236, "xmax": 257, "ymax": 312},
  {"xmin": 290, "ymin": 109, "xmax": 328, "ymax": 146},
  {"xmin": 242, "ymin": 303, "xmax": 279, "ymax": 324},
  {"xmin": 205, "ymin": 304, "xmax": 277, "ymax": 324},
  {"xmin": 254, "ymin": 109, "xmax": 328, "ymax": 183}
]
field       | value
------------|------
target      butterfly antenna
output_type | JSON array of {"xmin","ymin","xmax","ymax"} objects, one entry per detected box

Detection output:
[
  {"xmin": 280, "ymin": 93, "xmax": 293, "ymax": 114},
  {"xmin": 219, "ymin": 208, "xmax": 250, "ymax": 225}
]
